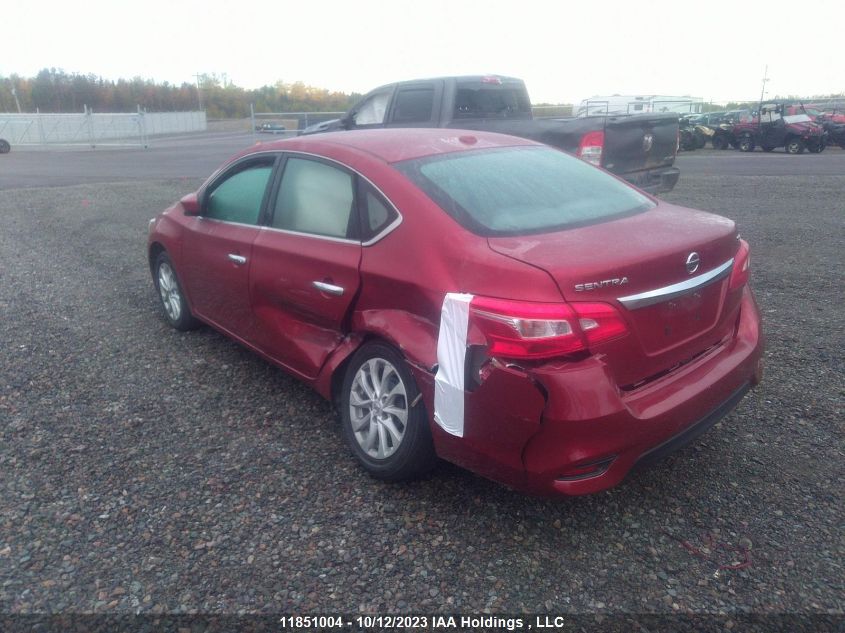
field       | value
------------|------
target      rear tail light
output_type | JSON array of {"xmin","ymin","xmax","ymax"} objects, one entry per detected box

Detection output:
[
  {"xmin": 469, "ymin": 297, "xmax": 628, "ymax": 360},
  {"xmin": 576, "ymin": 301, "xmax": 629, "ymax": 346},
  {"xmin": 729, "ymin": 238, "xmax": 751, "ymax": 290},
  {"xmin": 577, "ymin": 130, "xmax": 604, "ymax": 166}
]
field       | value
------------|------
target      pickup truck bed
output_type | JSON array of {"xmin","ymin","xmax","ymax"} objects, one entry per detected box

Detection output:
[{"xmin": 302, "ymin": 76, "xmax": 680, "ymax": 194}]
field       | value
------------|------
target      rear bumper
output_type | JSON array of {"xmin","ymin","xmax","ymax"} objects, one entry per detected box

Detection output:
[
  {"xmin": 623, "ymin": 166, "xmax": 680, "ymax": 194},
  {"xmin": 632, "ymin": 381, "xmax": 751, "ymax": 470},
  {"xmin": 430, "ymin": 286, "xmax": 764, "ymax": 496},
  {"xmin": 526, "ymin": 286, "xmax": 763, "ymax": 495}
]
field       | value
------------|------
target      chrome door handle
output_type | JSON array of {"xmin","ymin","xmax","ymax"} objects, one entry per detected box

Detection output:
[
  {"xmin": 312, "ymin": 281, "xmax": 344, "ymax": 296},
  {"xmin": 227, "ymin": 253, "xmax": 247, "ymax": 265}
]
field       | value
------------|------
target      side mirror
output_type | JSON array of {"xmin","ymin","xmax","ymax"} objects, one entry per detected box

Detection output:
[
  {"xmin": 181, "ymin": 192, "xmax": 201, "ymax": 216},
  {"xmin": 340, "ymin": 112, "xmax": 354, "ymax": 129}
]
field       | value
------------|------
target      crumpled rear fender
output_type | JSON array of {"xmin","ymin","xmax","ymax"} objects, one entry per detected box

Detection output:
[{"xmin": 311, "ymin": 309, "xmax": 439, "ymax": 400}]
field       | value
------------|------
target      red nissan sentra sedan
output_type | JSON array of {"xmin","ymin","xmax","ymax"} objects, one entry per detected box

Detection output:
[{"xmin": 147, "ymin": 129, "xmax": 764, "ymax": 496}]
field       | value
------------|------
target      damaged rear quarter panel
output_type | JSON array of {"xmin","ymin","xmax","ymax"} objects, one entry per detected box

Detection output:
[
  {"xmin": 436, "ymin": 363, "xmax": 546, "ymax": 488},
  {"xmin": 323, "ymin": 167, "xmax": 562, "ymax": 478}
]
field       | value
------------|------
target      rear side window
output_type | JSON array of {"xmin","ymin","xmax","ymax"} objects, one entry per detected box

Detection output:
[
  {"xmin": 272, "ymin": 158, "xmax": 355, "ymax": 238},
  {"xmin": 392, "ymin": 88, "xmax": 434, "ymax": 123},
  {"xmin": 396, "ymin": 146, "xmax": 654, "ymax": 236},
  {"xmin": 453, "ymin": 82, "xmax": 532, "ymax": 119},
  {"xmin": 359, "ymin": 184, "xmax": 398, "ymax": 241},
  {"xmin": 205, "ymin": 162, "xmax": 273, "ymax": 225}
]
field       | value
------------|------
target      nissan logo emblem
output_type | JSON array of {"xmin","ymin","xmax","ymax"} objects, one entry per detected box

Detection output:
[{"xmin": 686, "ymin": 252, "xmax": 700, "ymax": 274}]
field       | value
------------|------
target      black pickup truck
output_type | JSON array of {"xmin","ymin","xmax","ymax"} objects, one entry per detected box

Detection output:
[{"xmin": 302, "ymin": 75, "xmax": 680, "ymax": 194}]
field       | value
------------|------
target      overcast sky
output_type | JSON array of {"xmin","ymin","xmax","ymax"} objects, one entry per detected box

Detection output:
[{"xmin": 3, "ymin": 0, "xmax": 842, "ymax": 105}]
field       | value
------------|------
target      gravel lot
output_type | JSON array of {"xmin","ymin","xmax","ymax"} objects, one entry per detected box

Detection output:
[{"xmin": 0, "ymin": 143, "xmax": 842, "ymax": 629}]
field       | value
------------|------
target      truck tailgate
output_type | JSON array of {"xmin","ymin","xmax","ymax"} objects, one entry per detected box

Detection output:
[{"xmin": 601, "ymin": 113, "xmax": 678, "ymax": 174}]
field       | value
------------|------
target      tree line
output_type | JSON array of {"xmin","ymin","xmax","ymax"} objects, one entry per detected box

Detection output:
[
  {"xmin": 0, "ymin": 69, "xmax": 361, "ymax": 118},
  {"xmin": 4, "ymin": 69, "xmax": 841, "ymax": 118}
]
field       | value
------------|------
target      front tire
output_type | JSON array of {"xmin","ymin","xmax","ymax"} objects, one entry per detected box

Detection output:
[
  {"xmin": 340, "ymin": 342, "xmax": 436, "ymax": 481},
  {"xmin": 806, "ymin": 140, "xmax": 825, "ymax": 153},
  {"xmin": 785, "ymin": 138, "xmax": 805, "ymax": 154},
  {"xmin": 154, "ymin": 251, "xmax": 201, "ymax": 331},
  {"xmin": 0, "ymin": 139, "xmax": 10, "ymax": 154}
]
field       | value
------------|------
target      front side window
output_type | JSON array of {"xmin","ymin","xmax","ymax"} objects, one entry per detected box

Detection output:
[
  {"xmin": 272, "ymin": 158, "xmax": 355, "ymax": 238},
  {"xmin": 396, "ymin": 146, "xmax": 654, "ymax": 236},
  {"xmin": 205, "ymin": 162, "xmax": 273, "ymax": 225},
  {"xmin": 353, "ymin": 92, "xmax": 391, "ymax": 126}
]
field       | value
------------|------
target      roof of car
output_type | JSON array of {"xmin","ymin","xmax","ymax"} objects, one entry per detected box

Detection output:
[{"xmin": 248, "ymin": 128, "xmax": 539, "ymax": 164}]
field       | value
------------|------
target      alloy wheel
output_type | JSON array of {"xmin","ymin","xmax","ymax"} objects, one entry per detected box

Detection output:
[
  {"xmin": 157, "ymin": 262, "xmax": 183, "ymax": 322},
  {"xmin": 349, "ymin": 358, "xmax": 408, "ymax": 459}
]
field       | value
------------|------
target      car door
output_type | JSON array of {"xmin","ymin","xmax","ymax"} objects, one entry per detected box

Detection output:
[
  {"xmin": 249, "ymin": 155, "xmax": 363, "ymax": 379},
  {"xmin": 180, "ymin": 155, "xmax": 276, "ymax": 341}
]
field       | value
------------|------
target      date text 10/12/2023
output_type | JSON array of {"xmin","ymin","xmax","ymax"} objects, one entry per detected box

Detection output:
[{"xmin": 278, "ymin": 615, "xmax": 567, "ymax": 630}]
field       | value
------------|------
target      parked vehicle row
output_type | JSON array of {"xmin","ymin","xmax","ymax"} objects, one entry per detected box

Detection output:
[{"xmin": 690, "ymin": 102, "xmax": 842, "ymax": 153}]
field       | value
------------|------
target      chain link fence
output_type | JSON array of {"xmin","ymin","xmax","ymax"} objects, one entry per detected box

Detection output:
[{"xmin": 0, "ymin": 108, "xmax": 206, "ymax": 148}]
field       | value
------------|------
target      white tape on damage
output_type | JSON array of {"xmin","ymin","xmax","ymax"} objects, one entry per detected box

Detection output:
[{"xmin": 434, "ymin": 292, "xmax": 473, "ymax": 437}]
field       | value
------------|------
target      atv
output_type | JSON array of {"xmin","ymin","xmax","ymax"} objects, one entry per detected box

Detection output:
[
  {"xmin": 822, "ymin": 121, "xmax": 845, "ymax": 149},
  {"xmin": 710, "ymin": 123, "xmax": 735, "ymax": 150},
  {"xmin": 786, "ymin": 103, "xmax": 845, "ymax": 150},
  {"xmin": 678, "ymin": 116, "xmax": 715, "ymax": 151},
  {"xmin": 732, "ymin": 103, "xmax": 826, "ymax": 154}
]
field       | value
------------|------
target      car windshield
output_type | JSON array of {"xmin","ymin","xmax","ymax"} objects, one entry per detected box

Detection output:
[{"xmin": 395, "ymin": 146, "xmax": 655, "ymax": 236}]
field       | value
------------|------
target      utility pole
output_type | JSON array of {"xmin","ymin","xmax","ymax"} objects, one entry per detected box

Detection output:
[
  {"xmin": 758, "ymin": 66, "xmax": 769, "ymax": 110},
  {"xmin": 756, "ymin": 65, "xmax": 769, "ymax": 129},
  {"xmin": 194, "ymin": 73, "xmax": 204, "ymax": 111},
  {"xmin": 10, "ymin": 85, "xmax": 22, "ymax": 113}
]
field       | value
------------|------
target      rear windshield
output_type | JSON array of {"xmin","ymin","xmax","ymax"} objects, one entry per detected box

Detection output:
[
  {"xmin": 395, "ymin": 146, "xmax": 654, "ymax": 236},
  {"xmin": 453, "ymin": 81, "xmax": 532, "ymax": 119}
]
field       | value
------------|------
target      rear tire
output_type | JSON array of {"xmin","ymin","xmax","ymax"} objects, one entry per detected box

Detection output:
[
  {"xmin": 0, "ymin": 139, "xmax": 10, "ymax": 154},
  {"xmin": 785, "ymin": 138, "xmax": 805, "ymax": 154},
  {"xmin": 737, "ymin": 134, "xmax": 755, "ymax": 152},
  {"xmin": 340, "ymin": 342, "xmax": 436, "ymax": 481}
]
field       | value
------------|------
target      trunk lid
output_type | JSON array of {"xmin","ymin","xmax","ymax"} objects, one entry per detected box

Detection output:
[{"xmin": 487, "ymin": 203, "xmax": 743, "ymax": 387}]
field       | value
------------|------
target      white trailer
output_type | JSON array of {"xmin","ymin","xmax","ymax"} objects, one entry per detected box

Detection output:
[{"xmin": 576, "ymin": 95, "xmax": 703, "ymax": 117}]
